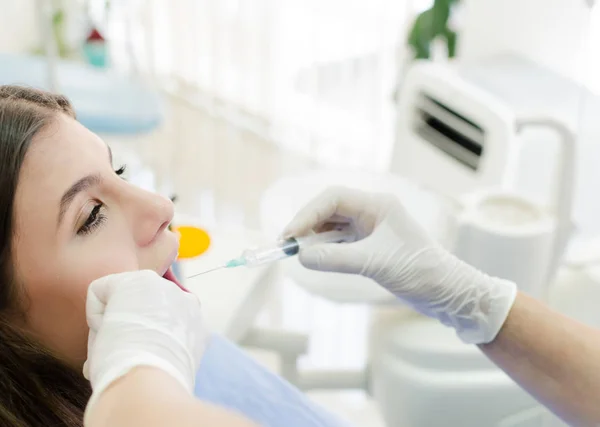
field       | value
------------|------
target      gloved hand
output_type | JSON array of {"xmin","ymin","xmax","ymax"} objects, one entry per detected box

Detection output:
[
  {"xmin": 283, "ymin": 187, "xmax": 517, "ymax": 344},
  {"xmin": 84, "ymin": 270, "xmax": 209, "ymax": 416}
]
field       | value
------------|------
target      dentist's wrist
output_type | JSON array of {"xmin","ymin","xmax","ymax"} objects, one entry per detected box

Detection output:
[
  {"xmin": 438, "ymin": 256, "xmax": 518, "ymax": 344},
  {"xmin": 378, "ymin": 246, "xmax": 518, "ymax": 345}
]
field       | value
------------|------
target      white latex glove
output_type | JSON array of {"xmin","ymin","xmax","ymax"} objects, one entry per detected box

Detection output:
[
  {"xmin": 283, "ymin": 187, "xmax": 517, "ymax": 344},
  {"xmin": 84, "ymin": 270, "xmax": 209, "ymax": 418}
]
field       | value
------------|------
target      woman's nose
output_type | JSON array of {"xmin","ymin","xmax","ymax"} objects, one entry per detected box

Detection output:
[{"xmin": 121, "ymin": 184, "xmax": 175, "ymax": 247}]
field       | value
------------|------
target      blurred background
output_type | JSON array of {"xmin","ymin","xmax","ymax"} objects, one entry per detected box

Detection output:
[{"xmin": 3, "ymin": 1, "xmax": 600, "ymax": 425}]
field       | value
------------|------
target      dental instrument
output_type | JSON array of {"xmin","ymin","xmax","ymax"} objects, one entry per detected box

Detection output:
[{"xmin": 187, "ymin": 229, "xmax": 356, "ymax": 278}]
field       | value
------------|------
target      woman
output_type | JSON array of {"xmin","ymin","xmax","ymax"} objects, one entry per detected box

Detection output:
[
  {"xmin": 284, "ymin": 187, "xmax": 600, "ymax": 426},
  {"xmin": 0, "ymin": 85, "xmax": 347, "ymax": 426}
]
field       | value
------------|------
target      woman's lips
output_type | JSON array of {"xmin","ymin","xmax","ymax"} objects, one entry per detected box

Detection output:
[{"xmin": 163, "ymin": 266, "xmax": 189, "ymax": 292}]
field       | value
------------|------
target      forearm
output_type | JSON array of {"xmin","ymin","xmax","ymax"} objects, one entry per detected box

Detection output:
[
  {"xmin": 479, "ymin": 292, "xmax": 600, "ymax": 426},
  {"xmin": 86, "ymin": 367, "xmax": 257, "ymax": 427}
]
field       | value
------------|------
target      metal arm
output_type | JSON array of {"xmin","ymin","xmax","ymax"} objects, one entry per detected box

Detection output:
[{"xmin": 515, "ymin": 116, "xmax": 576, "ymax": 288}]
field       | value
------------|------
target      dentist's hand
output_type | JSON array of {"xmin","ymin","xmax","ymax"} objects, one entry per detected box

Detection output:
[
  {"xmin": 84, "ymin": 270, "xmax": 209, "ymax": 417},
  {"xmin": 283, "ymin": 187, "xmax": 517, "ymax": 344}
]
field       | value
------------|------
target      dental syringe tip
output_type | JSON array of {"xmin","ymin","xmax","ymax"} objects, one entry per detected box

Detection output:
[{"xmin": 225, "ymin": 257, "xmax": 246, "ymax": 268}]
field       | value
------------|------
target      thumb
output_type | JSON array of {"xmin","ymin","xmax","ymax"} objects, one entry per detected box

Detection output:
[
  {"xmin": 86, "ymin": 284, "xmax": 107, "ymax": 332},
  {"xmin": 86, "ymin": 270, "xmax": 159, "ymax": 328},
  {"xmin": 83, "ymin": 329, "xmax": 96, "ymax": 380},
  {"xmin": 299, "ymin": 243, "xmax": 366, "ymax": 275}
]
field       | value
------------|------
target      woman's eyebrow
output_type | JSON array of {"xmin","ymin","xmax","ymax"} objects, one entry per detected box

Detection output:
[
  {"xmin": 57, "ymin": 174, "xmax": 103, "ymax": 227},
  {"xmin": 57, "ymin": 144, "xmax": 111, "ymax": 227}
]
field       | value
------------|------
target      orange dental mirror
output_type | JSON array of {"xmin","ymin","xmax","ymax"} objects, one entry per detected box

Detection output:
[{"xmin": 173, "ymin": 225, "xmax": 211, "ymax": 259}]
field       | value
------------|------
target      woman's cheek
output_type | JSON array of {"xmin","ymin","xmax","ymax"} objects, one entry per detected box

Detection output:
[{"xmin": 68, "ymin": 245, "xmax": 140, "ymax": 294}]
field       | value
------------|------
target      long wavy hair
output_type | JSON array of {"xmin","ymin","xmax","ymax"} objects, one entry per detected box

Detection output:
[{"xmin": 0, "ymin": 85, "xmax": 92, "ymax": 426}]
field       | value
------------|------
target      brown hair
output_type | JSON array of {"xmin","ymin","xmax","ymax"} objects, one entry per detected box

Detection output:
[{"xmin": 0, "ymin": 86, "xmax": 91, "ymax": 426}]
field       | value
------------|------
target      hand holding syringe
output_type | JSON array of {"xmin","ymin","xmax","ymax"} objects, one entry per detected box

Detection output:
[{"xmin": 187, "ymin": 228, "xmax": 356, "ymax": 278}]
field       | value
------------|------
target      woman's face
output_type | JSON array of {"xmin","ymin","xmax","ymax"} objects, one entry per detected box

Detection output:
[{"xmin": 12, "ymin": 113, "xmax": 179, "ymax": 367}]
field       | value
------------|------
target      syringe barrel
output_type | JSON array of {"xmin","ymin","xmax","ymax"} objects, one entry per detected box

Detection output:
[
  {"xmin": 295, "ymin": 229, "xmax": 355, "ymax": 248},
  {"xmin": 241, "ymin": 238, "xmax": 299, "ymax": 266},
  {"xmin": 241, "ymin": 228, "xmax": 356, "ymax": 267}
]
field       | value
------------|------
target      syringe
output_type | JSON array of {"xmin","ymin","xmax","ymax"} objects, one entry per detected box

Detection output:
[{"xmin": 187, "ymin": 228, "xmax": 356, "ymax": 278}]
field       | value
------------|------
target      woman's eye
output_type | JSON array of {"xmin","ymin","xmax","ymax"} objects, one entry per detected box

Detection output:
[
  {"xmin": 77, "ymin": 203, "xmax": 106, "ymax": 236},
  {"xmin": 114, "ymin": 164, "xmax": 127, "ymax": 178}
]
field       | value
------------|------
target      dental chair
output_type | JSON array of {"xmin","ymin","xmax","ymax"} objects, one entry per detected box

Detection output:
[
  {"xmin": 258, "ymin": 169, "xmax": 445, "ymax": 390},
  {"xmin": 258, "ymin": 60, "xmax": 573, "ymax": 426}
]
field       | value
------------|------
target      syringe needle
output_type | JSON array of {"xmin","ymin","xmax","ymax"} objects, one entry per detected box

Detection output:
[
  {"xmin": 187, "ymin": 265, "xmax": 225, "ymax": 279},
  {"xmin": 184, "ymin": 229, "xmax": 355, "ymax": 279}
]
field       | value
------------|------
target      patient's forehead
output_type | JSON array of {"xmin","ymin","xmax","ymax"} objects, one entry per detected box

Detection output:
[
  {"xmin": 23, "ymin": 114, "xmax": 105, "ymax": 173},
  {"xmin": 14, "ymin": 114, "xmax": 107, "ymax": 230}
]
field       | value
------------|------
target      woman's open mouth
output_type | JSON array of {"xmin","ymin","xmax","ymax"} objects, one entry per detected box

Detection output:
[{"xmin": 163, "ymin": 266, "xmax": 189, "ymax": 292}]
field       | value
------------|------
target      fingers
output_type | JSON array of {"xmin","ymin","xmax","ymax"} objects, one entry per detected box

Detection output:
[
  {"xmin": 86, "ymin": 270, "xmax": 161, "ymax": 330},
  {"xmin": 283, "ymin": 186, "xmax": 370, "ymax": 237},
  {"xmin": 82, "ymin": 329, "xmax": 95, "ymax": 380},
  {"xmin": 298, "ymin": 242, "xmax": 366, "ymax": 275},
  {"xmin": 89, "ymin": 270, "xmax": 159, "ymax": 304}
]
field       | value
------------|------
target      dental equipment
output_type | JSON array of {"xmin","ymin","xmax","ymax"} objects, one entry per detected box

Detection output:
[{"xmin": 187, "ymin": 229, "xmax": 356, "ymax": 278}]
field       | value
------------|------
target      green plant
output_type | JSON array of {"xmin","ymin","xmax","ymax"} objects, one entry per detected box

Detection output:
[
  {"xmin": 407, "ymin": 0, "xmax": 460, "ymax": 60},
  {"xmin": 51, "ymin": 7, "xmax": 70, "ymax": 58},
  {"xmin": 32, "ymin": 2, "xmax": 70, "ymax": 58}
]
